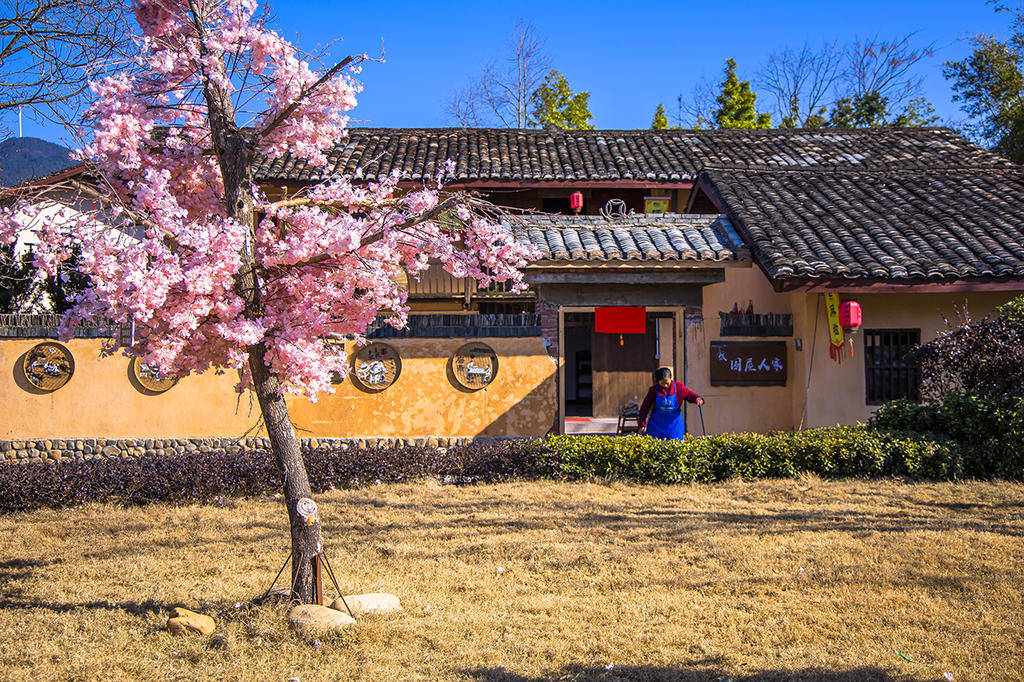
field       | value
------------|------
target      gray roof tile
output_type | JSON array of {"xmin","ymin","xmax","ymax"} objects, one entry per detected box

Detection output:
[
  {"xmin": 506, "ymin": 213, "xmax": 749, "ymax": 263},
  {"xmin": 253, "ymin": 127, "xmax": 1011, "ymax": 184},
  {"xmin": 700, "ymin": 167, "xmax": 1024, "ymax": 282}
]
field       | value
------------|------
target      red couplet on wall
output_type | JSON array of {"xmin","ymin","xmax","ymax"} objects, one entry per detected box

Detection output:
[{"xmin": 594, "ymin": 306, "xmax": 647, "ymax": 334}]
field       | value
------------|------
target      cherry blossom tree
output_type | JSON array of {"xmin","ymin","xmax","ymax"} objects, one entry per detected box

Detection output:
[{"xmin": 0, "ymin": 0, "xmax": 535, "ymax": 602}]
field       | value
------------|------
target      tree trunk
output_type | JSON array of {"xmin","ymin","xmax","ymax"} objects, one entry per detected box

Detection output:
[
  {"xmin": 191, "ymin": 11, "xmax": 323, "ymax": 604},
  {"xmin": 248, "ymin": 340, "xmax": 323, "ymax": 603}
]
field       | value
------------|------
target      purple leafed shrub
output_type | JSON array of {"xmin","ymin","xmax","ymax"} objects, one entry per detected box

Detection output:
[
  {"xmin": 0, "ymin": 440, "xmax": 557, "ymax": 513},
  {"xmin": 911, "ymin": 297, "xmax": 1024, "ymax": 401}
]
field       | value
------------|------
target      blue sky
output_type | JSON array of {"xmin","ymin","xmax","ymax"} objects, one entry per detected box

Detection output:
[{"xmin": 13, "ymin": 0, "xmax": 1010, "ymax": 144}]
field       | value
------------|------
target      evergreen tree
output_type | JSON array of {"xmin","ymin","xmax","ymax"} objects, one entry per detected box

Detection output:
[
  {"xmin": 43, "ymin": 246, "xmax": 90, "ymax": 314},
  {"xmin": 891, "ymin": 97, "xmax": 940, "ymax": 128},
  {"xmin": 779, "ymin": 97, "xmax": 828, "ymax": 129},
  {"xmin": 651, "ymin": 102, "xmax": 668, "ymax": 129},
  {"xmin": 945, "ymin": 5, "xmax": 1024, "ymax": 162},
  {"xmin": 0, "ymin": 243, "xmax": 33, "ymax": 313},
  {"xmin": 713, "ymin": 59, "xmax": 772, "ymax": 129},
  {"xmin": 529, "ymin": 70, "xmax": 594, "ymax": 129},
  {"xmin": 828, "ymin": 92, "xmax": 889, "ymax": 128},
  {"xmin": 828, "ymin": 92, "xmax": 938, "ymax": 129}
]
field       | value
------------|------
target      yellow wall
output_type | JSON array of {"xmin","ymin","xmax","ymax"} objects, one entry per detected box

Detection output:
[
  {"xmin": 685, "ymin": 266, "xmax": 1021, "ymax": 433},
  {"xmin": 2, "ymin": 338, "xmax": 257, "ymax": 439},
  {"xmin": 684, "ymin": 266, "xmax": 796, "ymax": 434},
  {"xmin": 4, "ymin": 277, "xmax": 1020, "ymax": 441},
  {"xmin": 1, "ymin": 337, "xmax": 555, "ymax": 440},
  {"xmin": 288, "ymin": 337, "xmax": 554, "ymax": 438},
  {"xmin": 795, "ymin": 291, "xmax": 1019, "ymax": 428}
]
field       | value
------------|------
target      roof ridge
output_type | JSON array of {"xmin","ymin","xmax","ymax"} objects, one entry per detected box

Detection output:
[
  {"xmin": 344, "ymin": 126, "xmax": 960, "ymax": 136},
  {"xmin": 700, "ymin": 164, "xmax": 1021, "ymax": 175}
]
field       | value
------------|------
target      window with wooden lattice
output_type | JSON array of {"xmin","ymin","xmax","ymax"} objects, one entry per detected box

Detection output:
[{"xmin": 864, "ymin": 329, "xmax": 921, "ymax": 404}]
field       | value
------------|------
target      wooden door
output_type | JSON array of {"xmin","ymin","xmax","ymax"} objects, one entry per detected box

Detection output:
[{"xmin": 591, "ymin": 315, "xmax": 658, "ymax": 417}]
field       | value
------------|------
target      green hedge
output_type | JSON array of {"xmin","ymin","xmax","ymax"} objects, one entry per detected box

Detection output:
[
  {"xmin": 545, "ymin": 426, "xmax": 973, "ymax": 483},
  {"xmin": 871, "ymin": 392, "xmax": 1024, "ymax": 479}
]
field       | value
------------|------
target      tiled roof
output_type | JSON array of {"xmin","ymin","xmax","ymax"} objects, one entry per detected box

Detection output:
[
  {"xmin": 699, "ymin": 167, "xmax": 1024, "ymax": 282},
  {"xmin": 252, "ymin": 127, "xmax": 1011, "ymax": 184},
  {"xmin": 506, "ymin": 213, "xmax": 749, "ymax": 263}
]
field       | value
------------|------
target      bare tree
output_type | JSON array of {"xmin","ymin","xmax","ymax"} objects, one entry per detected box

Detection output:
[
  {"xmin": 841, "ymin": 34, "xmax": 935, "ymax": 110},
  {"xmin": 0, "ymin": 0, "xmax": 133, "ymax": 133},
  {"xmin": 446, "ymin": 21, "xmax": 550, "ymax": 128},
  {"xmin": 674, "ymin": 76, "xmax": 716, "ymax": 128},
  {"xmin": 757, "ymin": 41, "xmax": 843, "ymax": 127},
  {"xmin": 752, "ymin": 34, "xmax": 934, "ymax": 128}
]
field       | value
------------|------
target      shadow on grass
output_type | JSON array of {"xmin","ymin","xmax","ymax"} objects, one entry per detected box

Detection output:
[
  {"xmin": 325, "ymin": 493, "xmax": 1024, "ymax": 541},
  {"xmin": 464, "ymin": 664, "xmax": 946, "ymax": 681},
  {"xmin": 78, "ymin": 530, "xmax": 283, "ymax": 562},
  {"xmin": 581, "ymin": 507, "xmax": 1024, "ymax": 538},
  {"xmin": 0, "ymin": 593, "xmax": 273, "ymax": 621},
  {"xmin": 0, "ymin": 557, "xmax": 61, "ymax": 581},
  {"xmin": 0, "ymin": 596, "xmax": 169, "ymax": 616}
]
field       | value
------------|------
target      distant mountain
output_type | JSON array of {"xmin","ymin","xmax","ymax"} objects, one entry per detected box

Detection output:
[{"xmin": 0, "ymin": 137, "xmax": 76, "ymax": 187}]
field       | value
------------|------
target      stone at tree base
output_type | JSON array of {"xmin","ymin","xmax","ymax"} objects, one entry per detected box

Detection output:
[
  {"xmin": 331, "ymin": 593, "xmax": 402, "ymax": 617},
  {"xmin": 167, "ymin": 607, "xmax": 215, "ymax": 635},
  {"xmin": 288, "ymin": 604, "xmax": 356, "ymax": 632}
]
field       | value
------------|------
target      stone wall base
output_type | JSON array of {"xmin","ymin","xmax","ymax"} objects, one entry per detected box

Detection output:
[{"xmin": 0, "ymin": 436, "xmax": 522, "ymax": 464}]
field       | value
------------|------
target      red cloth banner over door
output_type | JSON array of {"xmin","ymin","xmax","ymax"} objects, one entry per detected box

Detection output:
[{"xmin": 594, "ymin": 306, "xmax": 647, "ymax": 334}]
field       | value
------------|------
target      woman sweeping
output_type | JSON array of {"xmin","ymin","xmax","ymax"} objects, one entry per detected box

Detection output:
[{"xmin": 638, "ymin": 367, "xmax": 703, "ymax": 440}]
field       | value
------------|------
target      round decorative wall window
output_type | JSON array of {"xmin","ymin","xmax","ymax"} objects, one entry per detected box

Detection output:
[
  {"xmin": 130, "ymin": 357, "xmax": 178, "ymax": 394},
  {"xmin": 351, "ymin": 342, "xmax": 401, "ymax": 391},
  {"xmin": 451, "ymin": 342, "xmax": 498, "ymax": 390},
  {"xmin": 23, "ymin": 342, "xmax": 74, "ymax": 391}
]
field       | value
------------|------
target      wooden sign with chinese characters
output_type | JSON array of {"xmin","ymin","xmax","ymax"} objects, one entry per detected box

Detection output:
[
  {"xmin": 23, "ymin": 342, "xmax": 74, "ymax": 391},
  {"xmin": 643, "ymin": 196, "xmax": 671, "ymax": 214},
  {"xmin": 131, "ymin": 357, "xmax": 177, "ymax": 393},
  {"xmin": 451, "ymin": 342, "xmax": 498, "ymax": 390},
  {"xmin": 352, "ymin": 342, "xmax": 401, "ymax": 391},
  {"xmin": 709, "ymin": 341, "xmax": 787, "ymax": 386}
]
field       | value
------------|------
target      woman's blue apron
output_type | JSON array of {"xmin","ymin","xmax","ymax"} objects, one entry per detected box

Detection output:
[{"xmin": 646, "ymin": 389, "xmax": 686, "ymax": 440}]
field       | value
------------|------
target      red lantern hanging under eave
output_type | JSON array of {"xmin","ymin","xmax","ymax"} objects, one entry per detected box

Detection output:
[
  {"xmin": 595, "ymin": 306, "xmax": 646, "ymax": 334},
  {"xmin": 839, "ymin": 299, "xmax": 862, "ymax": 359},
  {"xmin": 570, "ymin": 191, "xmax": 584, "ymax": 214},
  {"xmin": 839, "ymin": 300, "xmax": 862, "ymax": 330}
]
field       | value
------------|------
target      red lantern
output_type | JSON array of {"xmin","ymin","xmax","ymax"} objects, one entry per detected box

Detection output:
[
  {"xmin": 839, "ymin": 300, "xmax": 862, "ymax": 359},
  {"xmin": 569, "ymin": 191, "xmax": 583, "ymax": 214},
  {"xmin": 839, "ymin": 300, "xmax": 862, "ymax": 330}
]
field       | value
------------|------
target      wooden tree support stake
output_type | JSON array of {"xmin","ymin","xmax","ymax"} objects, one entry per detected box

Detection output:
[{"xmin": 259, "ymin": 497, "xmax": 353, "ymax": 615}]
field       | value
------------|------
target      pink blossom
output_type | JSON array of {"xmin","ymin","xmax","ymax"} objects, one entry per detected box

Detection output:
[{"xmin": 0, "ymin": 0, "xmax": 537, "ymax": 400}]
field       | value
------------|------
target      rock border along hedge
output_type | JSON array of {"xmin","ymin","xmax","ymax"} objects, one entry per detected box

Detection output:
[{"xmin": 0, "ymin": 436, "xmax": 509, "ymax": 464}]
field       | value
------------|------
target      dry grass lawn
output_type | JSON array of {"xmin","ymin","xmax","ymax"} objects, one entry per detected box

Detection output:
[{"xmin": 0, "ymin": 478, "xmax": 1021, "ymax": 681}]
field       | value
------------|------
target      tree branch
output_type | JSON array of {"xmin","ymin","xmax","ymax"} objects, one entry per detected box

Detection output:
[
  {"xmin": 265, "ymin": 195, "xmax": 466, "ymax": 272},
  {"xmin": 257, "ymin": 54, "xmax": 360, "ymax": 140}
]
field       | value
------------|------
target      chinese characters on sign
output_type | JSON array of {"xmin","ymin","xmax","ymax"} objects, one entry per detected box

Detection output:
[
  {"xmin": 643, "ymin": 196, "xmax": 672, "ymax": 214},
  {"xmin": 824, "ymin": 292, "xmax": 846, "ymax": 363},
  {"xmin": 709, "ymin": 341, "xmax": 787, "ymax": 386},
  {"xmin": 352, "ymin": 342, "xmax": 401, "ymax": 391}
]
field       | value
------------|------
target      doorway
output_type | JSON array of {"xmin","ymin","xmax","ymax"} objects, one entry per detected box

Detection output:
[
  {"xmin": 561, "ymin": 310, "xmax": 677, "ymax": 420},
  {"xmin": 563, "ymin": 313, "xmax": 594, "ymax": 417}
]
